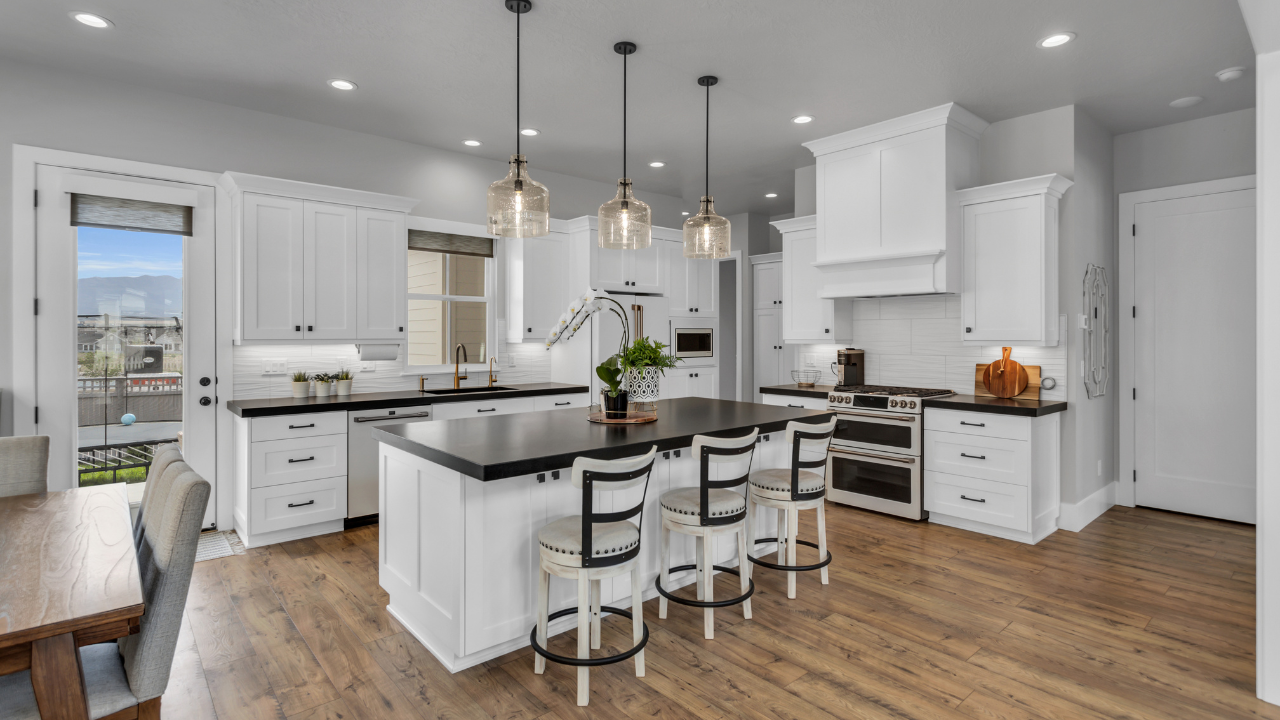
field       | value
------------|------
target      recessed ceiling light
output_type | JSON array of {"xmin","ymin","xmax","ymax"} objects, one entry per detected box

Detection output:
[
  {"xmin": 328, "ymin": 79, "xmax": 357, "ymax": 91},
  {"xmin": 1037, "ymin": 32, "xmax": 1075, "ymax": 48},
  {"xmin": 765, "ymin": 193, "xmax": 778, "ymax": 198},
  {"xmin": 1170, "ymin": 96, "xmax": 1203, "ymax": 108},
  {"xmin": 71, "ymin": 12, "xmax": 112, "ymax": 28},
  {"xmin": 649, "ymin": 161, "xmax": 665, "ymax": 168},
  {"xmin": 792, "ymin": 115, "xmax": 814, "ymax": 124},
  {"xmin": 520, "ymin": 128, "xmax": 539, "ymax": 136},
  {"xmin": 681, "ymin": 211, "xmax": 690, "ymax": 216},
  {"xmin": 463, "ymin": 140, "xmax": 482, "ymax": 147},
  {"xmin": 1216, "ymin": 67, "xmax": 1246, "ymax": 82}
]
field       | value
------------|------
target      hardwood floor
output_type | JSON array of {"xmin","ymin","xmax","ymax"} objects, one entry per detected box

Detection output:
[{"xmin": 170, "ymin": 504, "xmax": 1275, "ymax": 719}]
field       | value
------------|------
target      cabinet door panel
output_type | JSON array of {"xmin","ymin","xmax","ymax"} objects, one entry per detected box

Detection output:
[
  {"xmin": 243, "ymin": 194, "xmax": 305, "ymax": 339},
  {"xmin": 754, "ymin": 309, "xmax": 782, "ymax": 395},
  {"xmin": 691, "ymin": 258, "xmax": 717, "ymax": 316},
  {"xmin": 880, "ymin": 127, "xmax": 946, "ymax": 254},
  {"xmin": 524, "ymin": 234, "xmax": 567, "ymax": 341},
  {"xmin": 782, "ymin": 234, "xmax": 835, "ymax": 342},
  {"xmin": 962, "ymin": 196, "xmax": 1044, "ymax": 343},
  {"xmin": 464, "ymin": 473, "xmax": 545, "ymax": 654},
  {"xmin": 305, "ymin": 202, "xmax": 359, "ymax": 339},
  {"xmin": 592, "ymin": 244, "xmax": 628, "ymax": 292},
  {"xmin": 817, "ymin": 145, "xmax": 880, "ymax": 263},
  {"xmin": 631, "ymin": 243, "xmax": 663, "ymax": 294},
  {"xmin": 356, "ymin": 208, "xmax": 407, "ymax": 339},
  {"xmin": 665, "ymin": 241, "xmax": 690, "ymax": 315},
  {"xmin": 754, "ymin": 262, "xmax": 782, "ymax": 309}
]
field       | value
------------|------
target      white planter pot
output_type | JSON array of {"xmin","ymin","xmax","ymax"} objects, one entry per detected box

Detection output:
[
  {"xmin": 625, "ymin": 367, "xmax": 661, "ymax": 406},
  {"xmin": 291, "ymin": 382, "xmax": 310, "ymax": 398},
  {"xmin": 315, "ymin": 381, "xmax": 332, "ymax": 397},
  {"xmin": 336, "ymin": 379, "xmax": 353, "ymax": 396}
]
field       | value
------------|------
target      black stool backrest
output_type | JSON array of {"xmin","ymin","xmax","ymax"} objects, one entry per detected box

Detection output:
[
  {"xmin": 785, "ymin": 417, "xmax": 838, "ymax": 501},
  {"xmin": 573, "ymin": 446, "xmax": 658, "ymax": 568},
  {"xmin": 692, "ymin": 429, "xmax": 759, "ymax": 526}
]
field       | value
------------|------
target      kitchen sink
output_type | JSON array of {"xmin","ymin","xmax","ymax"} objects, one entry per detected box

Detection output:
[{"xmin": 422, "ymin": 386, "xmax": 516, "ymax": 395}]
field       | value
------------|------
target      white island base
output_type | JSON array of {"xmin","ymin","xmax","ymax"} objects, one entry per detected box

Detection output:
[{"xmin": 377, "ymin": 436, "xmax": 791, "ymax": 673}]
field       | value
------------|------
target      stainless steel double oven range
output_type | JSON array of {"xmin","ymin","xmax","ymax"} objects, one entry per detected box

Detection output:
[{"xmin": 825, "ymin": 385, "xmax": 954, "ymax": 520}]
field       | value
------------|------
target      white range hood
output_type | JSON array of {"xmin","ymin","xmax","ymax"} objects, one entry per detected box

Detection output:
[{"xmin": 802, "ymin": 103, "xmax": 988, "ymax": 298}]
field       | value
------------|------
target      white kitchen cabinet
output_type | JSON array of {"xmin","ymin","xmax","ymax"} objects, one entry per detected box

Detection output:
[
  {"xmin": 957, "ymin": 174, "xmax": 1072, "ymax": 346},
  {"xmin": 754, "ymin": 307, "xmax": 784, "ymax": 397},
  {"xmin": 507, "ymin": 230, "xmax": 571, "ymax": 343},
  {"xmin": 800, "ymin": 103, "xmax": 986, "ymax": 297},
  {"xmin": 665, "ymin": 368, "xmax": 716, "ymax": 400},
  {"xmin": 430, "ymin": 396, "xmax": 537, "ymax": 421},
  {"xmin": 776, "ymin": 217, "xmax": 835, "ymax": 343},
  {"xmin": 754, "ymin": 258, "xmax": 782, "ymax": 309},
  {"xmin": 221, "ymin": 172, "xmax": 418, "ymax": 344},
  {"xmin": 590, "ymin": 236, "xmax": 662, "ymax": 294},
  {"xmin": 666, "ymin": 239, "xmax": 716, "ymax": 317},
  {"xmin": 761, "ymin": 393, "xmax": 827, "ymax": 411}
]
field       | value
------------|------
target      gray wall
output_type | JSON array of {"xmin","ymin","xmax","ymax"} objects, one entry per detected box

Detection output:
[
  {"xmin": 794, "ymin": 166, "xmax": 817, "ymax": 216},
  {"xmin": 1114, "ymin": 108, "xmax": 1256, "ymax": 194},
  {"xmin": 978, "ymin": 106, "xmax": 1075, "ymax": 185},
  {"xmin": 727, "ymin": 212, "xmax": 773, "ymax": 256},
  {"xmin": 0, "ymin": 57, "xmax": 686, "ymax": 435}
]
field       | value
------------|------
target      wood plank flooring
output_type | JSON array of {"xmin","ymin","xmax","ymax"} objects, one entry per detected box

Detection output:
[{"xmin": 170, "ymin": 504, "xmax": 1274, "ymax": 719}]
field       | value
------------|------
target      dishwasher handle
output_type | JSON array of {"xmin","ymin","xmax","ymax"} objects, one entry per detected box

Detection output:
[{"xmin": 354, "ymin": 410, "xmax": 432, "ymax": 423}]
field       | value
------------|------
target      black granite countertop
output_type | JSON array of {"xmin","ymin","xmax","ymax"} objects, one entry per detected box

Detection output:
[
  {"xmin": 373, "ymin": 397, "xmax": 835, "ymax": 481},
  {"xmin": 923, "ymin": 394, "xmax": 1068, "ymax": 417},
  {"xmin": 227, "ymin": 383, "xmax": 588, "ymax": 418},
  {"xmin": 759, "ymin": 384, "xmax": 833, "ymax": 399}
]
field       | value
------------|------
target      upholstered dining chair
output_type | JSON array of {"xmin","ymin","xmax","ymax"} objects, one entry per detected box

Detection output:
[
  {"xmin": 0, "ymin": 461, "xmax": 211, "ymax": 719},
  {"xmin": 0, "ymin": 435, "xmax": 50, "ymax": 497},
  {"xmin": 133, "ymin": 443, "xmax": 184, "ymax": 544}
]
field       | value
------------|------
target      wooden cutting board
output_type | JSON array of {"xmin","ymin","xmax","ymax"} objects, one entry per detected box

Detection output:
[{"xmin": 974, "ymin": 352, "xmax": 1041, "ymax": 400}]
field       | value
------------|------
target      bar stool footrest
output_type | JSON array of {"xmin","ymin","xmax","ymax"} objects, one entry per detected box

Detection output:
[
  {"xmin": 529, "ymin": 606, "xmax": 649, "ymax": 667},
  {"xmin": 655, "ymin": 564, "xmax": 755, "ymax": 608},
  {"xmin": 748, "ymin": 538, "xmax": 833, "ymax": 572}
]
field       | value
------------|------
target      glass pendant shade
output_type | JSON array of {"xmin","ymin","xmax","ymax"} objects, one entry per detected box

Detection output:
[
  {"xmin": 682, "ymin": 196, "xmax": 730, "ymax": 258},
  {"xmin": 487, "ymin": 154, "xmax": 549, "ymax": 238},
  {"xmin": 598, "ymin": 178, "xmax": 652, "ymax": 249}
]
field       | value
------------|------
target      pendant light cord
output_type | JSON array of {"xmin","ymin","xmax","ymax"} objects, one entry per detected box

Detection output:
[
  {"xmin": 516, "ymin": 9, "xmax": 521, "ymax": 157},
  {"xmin": 622, "ymin": 51, "xmax": 627, "ymax": 179},
  {"xmin": 704, "ymin": 82, "xmax": 710, "ymax": 199}
]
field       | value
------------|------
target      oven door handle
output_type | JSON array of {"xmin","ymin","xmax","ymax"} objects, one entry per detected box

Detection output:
[
  {"xmin": 830, "ymin": 449, "xmax": 917, "ymax": 465},
  {"xmin": 834, "ymin": 410, "xmax": 916, "ymax": 423}
]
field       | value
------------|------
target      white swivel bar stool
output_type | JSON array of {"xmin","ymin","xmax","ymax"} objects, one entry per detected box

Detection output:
[
  {"xmin": 655, "ymin": 429, "xmax": 758, "ymax": 639},
  {"xmin": 531, "ymin": 447, "xmax": 657, "ymax": 707},
  {"xmin": 747, "ymin": 417, "xmax": 837, "ymax": 599}
]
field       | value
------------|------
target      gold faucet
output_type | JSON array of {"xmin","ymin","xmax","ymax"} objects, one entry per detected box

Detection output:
[
  {"xmin": 454, "ymin": 344, "xmax": 469, "ymax": 389},
  {"xmin": 488, "ymin": 357, "xmax": 498, "ymax": 387}
]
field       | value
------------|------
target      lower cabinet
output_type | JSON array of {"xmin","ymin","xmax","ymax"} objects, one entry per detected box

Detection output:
[
  {"xmin": 664, "ymin": 368, "xmax": 718, "ymax": 400},
  {"xmin": 250, "ymin": 476, "xmax": 348, "ymax": 534},
  {"xmin": 431, "ymin": 397, "xmax": 536, "ymax": 420},
  {"xmin": 754, "ymin": 308, "xmax": 785, "ymax": 399},
  {"xmin": 923, "ymin": 407, "xmax": 1060, "ymax": 544},
  {"xmin": 760, "ymin": 393, "xmax": 827, "ymax": 411}
]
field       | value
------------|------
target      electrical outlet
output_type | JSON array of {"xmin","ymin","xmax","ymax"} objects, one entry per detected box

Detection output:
[
  {"xmin": 359, "ymin": 362, "xmax": 375, "ymax": 372},
  {"xmin": 803, "ymin": 353, "xmax": 817, "ymax": 368},
  {"xmin": 508, "ymin": 354, "xmax": 517, "ymax": 367},
  {"xmin": 262, "ymin": 358, "xmax": 288, "ymax": 375}
]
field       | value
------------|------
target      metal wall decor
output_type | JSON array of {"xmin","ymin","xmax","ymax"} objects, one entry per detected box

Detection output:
[{"xmin": 1082, "ymin": 263, "xmax": 1109, "ymax": 398}]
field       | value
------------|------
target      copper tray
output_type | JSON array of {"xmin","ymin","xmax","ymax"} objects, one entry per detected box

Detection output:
[{"xmin": 586, "ymin": 409, "xmax": 658, "ymax": 424}]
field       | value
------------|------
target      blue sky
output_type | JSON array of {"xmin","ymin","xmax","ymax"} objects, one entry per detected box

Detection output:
[{"xmin": 77, "ymin": 227, "xmax": 183, "ymax": 279}]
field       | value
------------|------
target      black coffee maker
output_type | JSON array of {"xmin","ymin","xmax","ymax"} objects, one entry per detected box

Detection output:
[{"xmin": 830, "ymin": 348, "xmax": 865, "ymax": 387}]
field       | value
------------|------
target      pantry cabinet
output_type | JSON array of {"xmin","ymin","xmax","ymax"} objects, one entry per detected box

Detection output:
[
  {"xmin": 773, "ymin": 216, "xmax": 835, "ymax": 343},
  {"xmin": 957, "ymin": 174, "xmax": 1073, "ymax": 346},
  {"xmin": 222, "ymin": 172, "xmax": 418, "ymax": 344}
]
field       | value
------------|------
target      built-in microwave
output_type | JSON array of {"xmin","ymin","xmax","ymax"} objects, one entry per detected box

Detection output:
[{"xmin": 673, "ymin": 327, "xmax": 714, "ymax": 358}]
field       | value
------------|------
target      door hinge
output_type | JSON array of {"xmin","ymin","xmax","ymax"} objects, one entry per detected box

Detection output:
[
  {"xmin": 1132, "ymin": 224, "xmax": 1136, "ymax": 237},
  {"xmin": 1132, "ymin": 306, "xmax": 1136, "ymax": 318},
  {"xmin": 34, "ymin": 407, "xmax": 39, "ymax": 424},
  {"xmin": 1133, "ymin": 469, "xmax": 1137, "ymax": 483},
  {"xmin": 33, "ymin": 190, "xmax": 38, "ymax": 208},
  {"xmin": 33, "ymin": 298, "xmax": 38, "ymax": 316},
  {"xmin": 1133, "ymin": 388, "xmax": 1136, "ymax": 400}
]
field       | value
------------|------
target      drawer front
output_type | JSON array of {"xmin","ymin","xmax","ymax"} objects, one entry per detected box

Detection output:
[
  {"xmin": 924, "ymin": 431, "xmax": 1030, "ymax": 486},
  {"xmin": 534, "ymin": 394, "xmax": 590, "ymax": 411},
  {"xmin": 925, "ymin": 471, "xmax": 1028, "ymax": 532},
  {"xmin": 432, "ymin": 397, "xmax": 537, "ymax": 421},
  {"xmin": 250, "ymin": 434, "xmax": 347, "ymax": 489},
  {"xmin": 251, "ymin": 476, "xmax": 347, "ymax": 534},
  {"xmin": 761, "ymin": 394, "xmax": 828, "ymax": 410},
  {"xmin": 252, "ymin": 412, "xmax": 348, "ymax": 442},
  {"xmin": 924, "ymin": 408, "xmax": 1029, "ymax": 441}
]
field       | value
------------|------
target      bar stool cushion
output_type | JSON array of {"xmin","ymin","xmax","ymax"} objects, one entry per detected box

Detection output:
[
  {"xmin": 539, "ymin": 516, "xmax": 640, "ymax": 567},
  {"xmin": 748, "ymin": 468, "xmax": 826, "ymax": 500},
  {"xmin": 659, "ymin": 488, "xmax": 746, "ymax": 525}
]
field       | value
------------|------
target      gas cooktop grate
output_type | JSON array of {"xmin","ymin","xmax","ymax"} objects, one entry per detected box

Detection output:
[{"xmin": 832, "ymin": 385, "xmax": 955, "ymax": 398}]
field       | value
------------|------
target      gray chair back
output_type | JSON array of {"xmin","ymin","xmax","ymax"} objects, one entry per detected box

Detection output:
[
  {"xmin": 133, "ymin": 443, "xmax": 184, "ymax": 544},
  {"xmin": 0, "ymin": 436, "xmax": 50, "ymax": 497},
  {"xmin": 117, "ymin": 464, "xmax": 210, "ymax": 702}
]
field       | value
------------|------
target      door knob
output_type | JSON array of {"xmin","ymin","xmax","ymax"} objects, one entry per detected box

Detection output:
[
  {"xmin": 199, "ymin": 377, "xmax": 211, "ymax": 386},
  {"xmin": 199, "ymin": 397, "xmax": 212, "ymax": 406}
]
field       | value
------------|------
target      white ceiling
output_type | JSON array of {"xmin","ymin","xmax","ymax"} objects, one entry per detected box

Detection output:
[{"xmin": 0, "ymin": 0, "xmax": 1256, "ymax": 216}]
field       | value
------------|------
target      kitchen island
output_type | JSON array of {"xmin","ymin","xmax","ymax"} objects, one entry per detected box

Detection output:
[{"xmin": 372, "ymin": 397, "xmax": 833, "ymax": 672}]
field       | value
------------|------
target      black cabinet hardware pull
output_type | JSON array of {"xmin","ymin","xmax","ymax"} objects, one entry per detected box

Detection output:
[
  {"xmin": 295, "ymin": 325, "xmax": 301, "ymax": 332},
  {"xmin": 966, "ymin": 327, "xmax": 973, "ymax": 333},
  {"xmin": 960, "ymin": 453, "xmax": 987, "ymax": 460},
  {"xmin": 960, "ymin": 495, "xmax": 986, "ymax": 503},
  {"xmin": 959, "ymin": 421, "xmax": 985, "ymax": 427},
  {"xmin": 307, "ymin": 325, "xmax": 313, "ymax": 332},
  {"xmin": 555, "ymin": 401, "xmax": 571, "ymax": 406},
  {"xmin": 477, "ymin": 408, "xmax": 497, "ymax": 413},
  {"xmin": 788, "ymin": 404, "xmax": 803, "ymax": 408},
  {"xmin": 288, "ymin": 456, "xmax": 315, "ymax": 463},
  {"xmin": 289, "ymin": 423, "xmax": 315, "ymax": 429},
  {"xmin": 288, "ymin": 500, "xmax": 315, "ymax": 508}
]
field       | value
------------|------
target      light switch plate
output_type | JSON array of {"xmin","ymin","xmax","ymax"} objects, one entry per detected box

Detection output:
[
  {"xmin": 262, "ymin": 358, "xmax": 288, "ymax": 375},
  {"xmin": 359, "ymin": 362, "xmax": 375, "ymax": 372}
]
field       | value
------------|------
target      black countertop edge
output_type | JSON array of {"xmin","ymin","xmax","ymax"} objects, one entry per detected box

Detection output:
[
  {"xmin": 923, "ymin": 394, "xmax": 1068, "ymax": 417},
  {"xmin": 227, "ymin": 383, "xmax": 589, "ymax": 418},
  {"xmin": 759, "ymin": 384, "xmax": 833, "ymax": 399}
]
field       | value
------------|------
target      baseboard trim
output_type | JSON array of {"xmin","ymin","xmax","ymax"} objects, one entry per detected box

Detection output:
[{"xmin": 1059, "ymin": 481, "xmax": 1116, "ymax": 532}]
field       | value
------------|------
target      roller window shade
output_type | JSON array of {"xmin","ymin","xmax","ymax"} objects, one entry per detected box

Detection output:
[
  {"xmin": 70, "ymin": 193, "xmax": 193, "ymax": 235},
  {"xmin": 408, "ymin": 229, "xmax": 493, "ymax": 258}
]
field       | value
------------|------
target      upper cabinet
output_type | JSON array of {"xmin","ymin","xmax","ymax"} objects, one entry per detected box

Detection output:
[
  {"xmin": 802, "ymin": 103, "xmax": 987, "ymax": 298},
  {"xmin": 506, "ymin": 230, "xmax": 572, "ymax": 343},
  {"xmin": 222, "ymin": 173, "xmax": 418, "ymax": 344},
  {"xmin": 773, "ymin": 216, "xmax": 835, "ymax": 343},
  {"xmin": 664, "ymin": 238, "xmax": 717, "ymax": 317},
  {"xmin": 753, "ymin": 256, "xmax": 783, "ymax": 310},
  {"xmin": 958, "ymin": 175, "xmax": 1073, "ymax": 347},
  {"xmin": 583, "ymin": 216, "xmax": 663, "ymax": 294}
]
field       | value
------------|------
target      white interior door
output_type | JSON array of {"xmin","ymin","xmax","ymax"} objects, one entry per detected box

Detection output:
[
  {"xmin": 35, "ymin": 165, "xmax": 217, "ymax": 528},
  {"xmin": 1134, "ymin": 188, "xmax": 1255, "ymax": 523}
]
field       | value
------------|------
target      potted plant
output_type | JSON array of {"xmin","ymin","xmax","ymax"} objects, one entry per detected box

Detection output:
[
  {"xmin": 313, "ymin": 372, "xmax": 333, "ymax": 397},
  {"xmin": 335, "ymin": 369, "xmax": 353, "ymax": 396},
  {"xmin": 618, "ymin": 336, "xmax": 680, "ymax": 411},
  {"xmin": 544, "ymin": 289, "xmax": 635, "ymax": 419},
  {"xmin": 596, "ymin": 356, "xmax": 628, "ymax": 419},
  {"xmin": 291, "ymin": 371, "xmax": 311, "ymax": 398}
]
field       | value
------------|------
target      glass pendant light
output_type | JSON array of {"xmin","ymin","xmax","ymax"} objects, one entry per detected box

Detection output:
[
  {"xmin": 598, "ymin": 41, "xmax": 652, "ymax": 250},
  {"xmin": 487, "ymin": 0, "xmax": 550, "ymax": 238},
  {"xmin": 683, "ymin": 75, "xmax": 730, "ymax": 258}
]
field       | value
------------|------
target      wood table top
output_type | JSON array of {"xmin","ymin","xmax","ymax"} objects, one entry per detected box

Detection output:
[{"xmin": 0, "ymin": 484, "xmax": 144, "ymax": 649}]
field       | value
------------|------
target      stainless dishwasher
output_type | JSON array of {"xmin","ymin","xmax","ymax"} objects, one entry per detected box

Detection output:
[{"xmin": 347, "ymin": 405, "xmax": 433, "ymax": 523}]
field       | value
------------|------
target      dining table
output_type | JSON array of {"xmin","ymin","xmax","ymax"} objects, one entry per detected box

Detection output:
[{"xmin": 0, "ymin": 483, "xmax": 144, "ymax": 720}]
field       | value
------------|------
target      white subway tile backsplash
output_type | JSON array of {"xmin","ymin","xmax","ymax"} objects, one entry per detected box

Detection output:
[
  {"xmin": 945, "ymin": 296, "xmax": 961, "ymax": 319},
  {"xmin": 847, "ymin": 319, "xmax": 912, "ymax": 355},
  {"xmin": 878, "ymin": 355, "xmax": 946, "ymax": 388},
  {"xmin": 910, "ymin": 318, "xmax": 985, "ymax": 357},
  {"xmin": 878, "ymin": 295, "xmax": 947, "ymax": 320},
  {"xmin": 850, "ymin": 298, "xmax": 882, "ymax": 320}
]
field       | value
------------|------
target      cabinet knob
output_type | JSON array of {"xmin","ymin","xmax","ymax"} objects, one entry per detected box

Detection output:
[
  {"xmin": 824, "ymin": 328, "xmax": 830, "ymax": 333},
  {"xmin": 527, "ymin": 328, "xmax": 532, "ymax": 333},
  {"xmin": 295, "ymin": 325, "xmax": 301, "ymax": 332},
  {"xmin": 399, "ymin": 326, "xmax": 403, "ymax": 332},
  {"xmin": 689, "ymin": 308, "xmax": 694, "ymax": 312},
  {"xmin": 966, "ymin": 327, "xmax": 972, "ymax": 333},
  {"xmin": 308, "ymin": 325, "xmax": 313, "ymax": 332}
]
